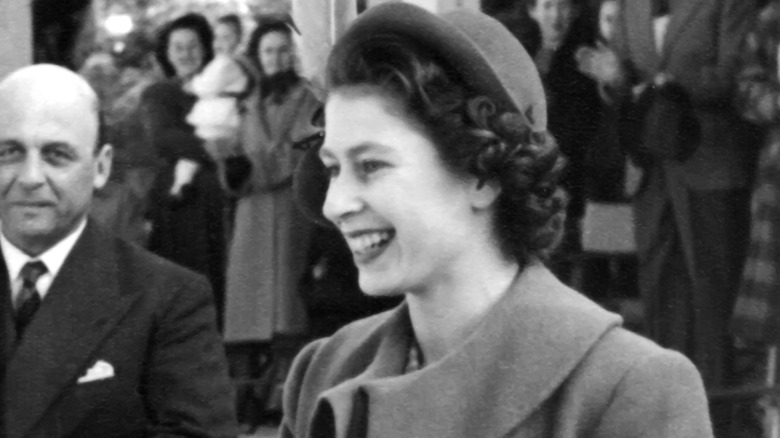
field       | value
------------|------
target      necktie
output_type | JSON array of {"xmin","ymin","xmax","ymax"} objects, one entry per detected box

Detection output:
[{"xmin": 15, "ymin": 261, "xmax": 47, "ymax": 340}]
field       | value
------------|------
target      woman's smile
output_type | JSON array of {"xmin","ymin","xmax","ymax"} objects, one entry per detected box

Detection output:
[{"xmin": 343, "ymin": 228, "xmax": 396, "ymax": 264}]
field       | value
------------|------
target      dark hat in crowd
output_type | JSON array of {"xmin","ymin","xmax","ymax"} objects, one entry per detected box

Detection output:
[{"xmin": 293, "ymin": 2, "xmax": 546, "ymax": 225}]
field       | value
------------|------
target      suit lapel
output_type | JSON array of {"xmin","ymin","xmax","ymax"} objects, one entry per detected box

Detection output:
[
  {"xmin": 0, "ymin": 253, "xmax": 15, "ymax": 371},
  {"xmin": 659, "ymin": 0, "xmax": 707, "ymax": 66},
  {"xmin": 3, "ymin": 222, "xmax": 139, "ymax": 438},
  {"xmin": 627, "ymin": 0, "xmax": 661, "ymax": 76}
]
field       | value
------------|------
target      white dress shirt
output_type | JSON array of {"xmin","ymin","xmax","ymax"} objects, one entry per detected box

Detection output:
[
  {"xmin": 653, "ymin": 15, "xmax": 671, "ymax": 55},
  {"xmin": 1, "ymin": 219, "xmax": 87, "ymax": 308}
]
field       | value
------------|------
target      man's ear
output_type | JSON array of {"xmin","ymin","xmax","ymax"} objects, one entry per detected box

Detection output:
[
  {"xmin": 471, "ymin": 178, "xmax": 502, "ymax": 211},
  {"xmin": 93, "ymin": 144, "xmax": 113, "ymax": 190}
]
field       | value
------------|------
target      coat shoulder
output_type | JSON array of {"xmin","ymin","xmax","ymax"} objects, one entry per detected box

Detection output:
[
  {"xmin": 296, "ymin": 306, "xmax": 400, "ymax": 373},
  {"xmin": 110, "ymin": 233, "xmax": 212, "ymax": 300},
  {"xmin": 559, "ymin": 327, "xmax": 712, "ymax": 436}
]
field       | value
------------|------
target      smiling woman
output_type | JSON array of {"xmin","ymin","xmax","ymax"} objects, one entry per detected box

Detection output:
[
  {"xmin": 281, "ymin": 3, "xmax": 713, "ymax": 438},
  {"xmin": 140, "ymin": 13, "xmax": 229, "ymax": 328}
]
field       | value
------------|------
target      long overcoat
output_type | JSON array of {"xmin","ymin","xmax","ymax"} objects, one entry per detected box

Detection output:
[{"xmin": 222, "ymin": 81, "xmax": 321, "ymax": 343}]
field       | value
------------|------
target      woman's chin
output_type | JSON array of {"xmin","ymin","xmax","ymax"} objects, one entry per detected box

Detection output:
[{"xmin": 357, "ymin": 275, "xmax": 404, "ymax": 298}]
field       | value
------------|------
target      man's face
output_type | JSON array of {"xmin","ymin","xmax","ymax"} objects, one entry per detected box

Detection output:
[
  {"xmin": 599, "ymin": 0, "xmax": 618, "ymax": 43},
  {"xmin": 528, "ymin": 0, "xmax": 575, "ymax": 48},
  {"xmin": 0, "ymin": 67, "xmax": 111, "ymax": 255}
]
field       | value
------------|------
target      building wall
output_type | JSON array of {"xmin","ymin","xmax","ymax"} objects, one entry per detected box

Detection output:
[{"xmin": 0, "ymin": 1, "xmax": 32, "ymax": 79}]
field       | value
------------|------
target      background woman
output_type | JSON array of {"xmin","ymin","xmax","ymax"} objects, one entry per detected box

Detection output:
[
  {"xmin": 141, "ymin": 13, "xmax": 228, "ymax": 328},
  {"xmin": 220, "ymin": 17, "xmax": 320, "ymax": 425},
  {"xmin": 282, "ymin": 4, "xmax": 711, "ymax": 437}
]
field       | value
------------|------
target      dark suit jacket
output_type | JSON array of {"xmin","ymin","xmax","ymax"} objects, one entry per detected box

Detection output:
[
  {"xmin": 0, "ymin": 221, "xmax": 238, "ymax": 438},
  {"xmin": 613, "ymin": 0, "xmax": 759, "ymax": 191}
]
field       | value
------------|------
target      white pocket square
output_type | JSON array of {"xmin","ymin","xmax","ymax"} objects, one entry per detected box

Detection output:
[{"xmin": 77, "ymin": 360, "xmax": 114, "ymax": 384}]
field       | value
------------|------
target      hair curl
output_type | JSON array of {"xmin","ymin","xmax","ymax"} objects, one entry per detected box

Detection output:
[
  {"xmin": 154, "ymin": 13, "xmax": 214, "ymax": 79},
  {"xmin": 327, "ymin": 33, "xmax": 567, "ymax": 266}
]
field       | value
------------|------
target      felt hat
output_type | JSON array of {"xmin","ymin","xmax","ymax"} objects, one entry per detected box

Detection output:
[{"xmin": 293, "ymin": 2, "xmax": 546, "ymax": 226}]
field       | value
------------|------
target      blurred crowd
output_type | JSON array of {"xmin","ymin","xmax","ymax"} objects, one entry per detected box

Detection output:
[{"xmin": 75, "ymin": 0, "xmax": 780, "ymax": 435}]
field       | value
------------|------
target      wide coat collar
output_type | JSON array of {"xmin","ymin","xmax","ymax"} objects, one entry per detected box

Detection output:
[
  {"xmin": 1, "ymin": 221, "xmax": 139, "ymax": 438},
  {"xmin": 305, "ymin": 264, "xmax": 622, "ymax": 438}
]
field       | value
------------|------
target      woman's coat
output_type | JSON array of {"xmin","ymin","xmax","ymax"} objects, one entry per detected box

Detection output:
[
  {"xmin": 281, "ymin": 264, "xmax": 712, "ymax": 438},
  {"xmin": 222, "ymin": 81, "xmax": 321, "ymax": 343}
]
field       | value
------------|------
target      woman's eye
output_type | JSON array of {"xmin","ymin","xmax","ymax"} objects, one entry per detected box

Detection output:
[{"xmin": 360, "ymin": 160, "xmax": 386, "ymax": 174}]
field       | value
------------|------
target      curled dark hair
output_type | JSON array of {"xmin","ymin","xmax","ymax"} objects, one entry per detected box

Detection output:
[
  {"xmin": 327, "ymin": 33, "xmax": 567, "ymax": 266},
  {"xmin": 154, "ymin": 13, "xmax": 214, "ymax": 78}
]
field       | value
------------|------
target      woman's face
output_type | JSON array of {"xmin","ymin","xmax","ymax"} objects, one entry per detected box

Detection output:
[
  {"xmin": 319, "ymin": 89, "xmax": 486, "ymax": 297},
  {"xmin": 528, "ymin": 0, "xmax": 575, "ymax": 48},
  {"xmin": 257, "ymin": 30, "xmax": 293, "ymax": 76},
  {"xmin": 166, "ymin": 28, "xmax": 205, "ymax": 79},
  {"xmin": 599, "ymin": 0, "xmax": 618, "ymax": 43},
  {"xmin": 214, "ymin": 23, "xmax": 240, "ymax": 55}
]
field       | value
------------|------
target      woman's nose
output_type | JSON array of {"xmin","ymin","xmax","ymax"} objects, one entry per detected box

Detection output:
[{"xmin": 322, "ymin": 173, "xmax": 363, "ymax": 226}]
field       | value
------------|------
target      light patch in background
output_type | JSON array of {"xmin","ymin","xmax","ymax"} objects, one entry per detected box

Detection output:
[{"xmin": 0, "ymin": 1, "xmax": 32, "ymax": 80}]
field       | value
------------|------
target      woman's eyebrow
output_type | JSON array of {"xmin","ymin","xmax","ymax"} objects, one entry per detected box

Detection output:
[{"xmin": 319, "ymin": 142, "xmax": 393, "ymax": 161}]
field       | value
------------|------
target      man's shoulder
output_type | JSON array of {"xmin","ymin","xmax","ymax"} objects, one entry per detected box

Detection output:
[
  {"xmin": 85, "ymin": 224, "xmax": 210, "ymax": 299},
  {"xmin": 114, "ymin": 237, "xmax": 208, "ymax": 289}
]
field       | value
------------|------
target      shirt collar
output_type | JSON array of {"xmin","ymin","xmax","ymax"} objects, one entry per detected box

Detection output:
[{"xmin": 1, "ymin": 218, "xmax": 88, "ymax": 283}]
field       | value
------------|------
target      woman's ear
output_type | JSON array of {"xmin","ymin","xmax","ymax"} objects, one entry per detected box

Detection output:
[{"xmin": 470, "ymin": 178, "xmax": 502, "ymax": 211}]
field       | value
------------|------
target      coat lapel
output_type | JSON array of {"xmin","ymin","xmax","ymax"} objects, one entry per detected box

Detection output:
[
  {"xmin": 317, "ymin": 264, "xmax": 621, "ymax": 438},
  {"xmin": 3, "ymin": 222, "xmax": 139, "ymax": 438},
  {"xmin": 659, "ymin": 0, "xmax": 707, "ymax": 66}
]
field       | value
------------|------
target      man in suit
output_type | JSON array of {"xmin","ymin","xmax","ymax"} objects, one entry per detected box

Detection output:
[
  {"xmin": 583, "ymin": 0, "xmax": 758, "ymax": 434},
  {"xmin": 0, "ymin": 64, "xmax": 238, "ymax": 437}
]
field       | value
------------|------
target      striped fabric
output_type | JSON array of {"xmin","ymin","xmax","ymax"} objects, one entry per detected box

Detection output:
[{"xmin": 731, "ymin": 3, "xmax": 780, "ymax": 345}]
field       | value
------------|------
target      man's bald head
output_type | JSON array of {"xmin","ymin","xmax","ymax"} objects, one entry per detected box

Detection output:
[
  {"xmin": 0, "ymin": 64, "xmax": 101, "ymax": 149},
  {"xmin": 0, "ymin": 64, "xmax": 112, "ymax": 256}
]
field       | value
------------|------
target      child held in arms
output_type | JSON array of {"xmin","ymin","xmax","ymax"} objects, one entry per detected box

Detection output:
[
  {"xmin": 186, "ymin": 15, "xmax": 251, "ymax": 156},
  {"xmin": 178, "ymin": 15, "xmax": 252, "ymax": 196}
]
